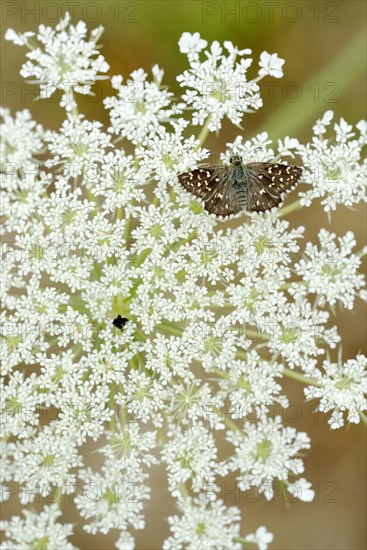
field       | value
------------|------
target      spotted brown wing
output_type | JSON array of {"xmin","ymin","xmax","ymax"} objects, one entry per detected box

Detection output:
[
  {"xmin": 178, "ymin": 166, "xmax": 244, "ymax": 217},
  {"xmin": 245, "ymin": 163, "xmax": 302, "ymax": 212},
  {"xmin": 178, "ymin": 161, "xmax": 302, "ymax": 217}
]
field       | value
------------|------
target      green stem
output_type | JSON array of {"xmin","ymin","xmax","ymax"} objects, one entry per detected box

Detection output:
[
  {"xmin": 283, "ymin": 367, "xmax": 319, "ymax": 386},
  {"xmin": 109, "ymin": 381, "xmax": 116, "ymax": 430},
  {"xmin": 356, "ymin": 247, "xmax": 367, "ymax": 258},
  {"xmin": 93, "ymin": 262, "xmax": 101, "ymax": 280},
  {"xmin": 179, "ymin": 483, "xmax": 190, "ymax": 498},
  {"xmin": 359, "ymin": 411, "xmax": 367, "ymax": 427},
  {"xmin": 196, "ymin": 115, "xmax": 212, "ymax": 147},
  {"xmin": 129, "ymin": 356, "xmax": 139, "ymax": 371},
  {"xmin": 224, "ymin": 413, "xmax": 241, "ymax": 432},
  {"xmin": 50, "ymin": 488, "xmax": 64, "ymax": 506},
  {"xmin": 279, "ymin": 281, "xmax": 307, "ymax": 291},
  {"xmin": 247, "ymin": 329, "xmax": 268, "ymax": 340},
  {"xmin": 87, "ymin": 188, "xmax": 98, "ymax": 204},
  {"xmin": 157, "ymin": 321, "xmax": 184, "ymax": 336},
  {"xmin": 278, "ymin": 479, "xmax": 289, "ymax": 502},
  {"xmin": 156, "ymin": 426, "xmax": 167, "ymax": 443},
  {"xmin": 71, "ymin": 344, "xmax": 83, "ymax": 358},
  {"xmin": 211, "ymin": 405, "xmax": 240, "ymax": 431},
  {"xmin": 62, "ymin": 296, "xmax": 89, "ymax": 314},
  {"xmin": 164, "ymin": 229, "xmax": 197, "ymax": 254},
  {"xmin": 212, "ymin": 366, "xmax": 228, "ymax": 379},
  {"xmin": 278, "ymin": 283, "xmax": 293, "ymax": 291},
  {"xmin": 277, "ymin": 199, "xmax": 302, "ymax": 218},
  {"xmin": 69, "ymin": 88, "xmax": 79, "ymax": 117},
  {"xmin": 124, "ymin": 213, "xmax": 132, "ymax": 243},
  {"xmin": 24, "ymin": 37, "xmax": 38, "ymax": 51},
  {"xmin": 134, "ymin": 328, "xmax": 147, "ymax": 342},
  {"xmin": 233, "ymin": 537, "xmax": 254, "ymax": 547},
  {"xmin": 236, "ymin": 349, "xmax": 247, "ymax": 361},
  {"xmin": 134, "ymin": 248, "xmax": 151, "ymax": 268}
]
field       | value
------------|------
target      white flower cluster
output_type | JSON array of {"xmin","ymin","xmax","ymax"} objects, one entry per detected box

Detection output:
[
  {"xmin": 105, "ymin": 66, "xmax": 184, "ymax": 145},
  {"xmin": 304, "ymin": 354, "xmax": 367, "ymax": 429},
  {"xmin": 227, "ymin": 416, "xmax": 313, "ymax": 500},
  {"xmin": 177, "ymin": 34, "xmax": 284, "ymax": 131},
  {"xmin": 0, "ymin": 505, "xmax": 75, "ymax": 549},
  {"xmin": 293, "ymin": 229, "xmax": 366, "ymax": 310},
  {"xmin": 1, "ymin": 20, "xmax": 366, "ymax": 550},
  {"xmin": 5, "ymin": 12, "xmax": 109, "ymax": 111},
  {"xmin": 298, "ymin": 110, "xmax": 366, "ymax": 211},
  {"xmin": 0, "ymin": 107, "xmax": 44, "ymax": 168}
]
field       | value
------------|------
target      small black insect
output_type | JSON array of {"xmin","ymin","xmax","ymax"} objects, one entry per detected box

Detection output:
[
  {"xmin": 112, "ymin": 315, "xmax": 129, "ymax": 330},
  {"xmin": 178, "ymin": 156, "xmax": 302, "ymax": 218}
]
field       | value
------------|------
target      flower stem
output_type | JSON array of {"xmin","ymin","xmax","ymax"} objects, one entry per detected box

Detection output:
[
  {"xmin": 211, "ymin": 405, "xmax": 240, "ymax": 431},
  {"xmin": 277, "ymin": 199, "xmax": 302, "ymax": 218},
  {"xmin": 124, "ymin": 213, "xmax": 132, "ymax": 242},
  {"xmin": 109, "ymin": 381, "xmax": 116, "ymax": 429},
  {"xmin": 283, "ymin": 367, "xmax": 319, "ymax": 386},
  {"xmin": 359, "ymin": 411, "xmax": 367, "ymax": 427},
  {"xmin": 134, "ymin": 248, "xmax": 151, "ymax": 268},
  {"xmin": 279, "ymin": 281, "xmax": 307, "ymax": 291},
  {"xmin": 179, "ymin": 483, "xmax": 190, "ymax": 498},
  {"xmin": 51, "ymin": 488, "xmax": 64, "ymax": 506},
  {"xmin": 164, "ymin": 229, "xmax": 197, "ymax": 255},
  {"xmin": 69, "ymin": 88, "xmax": 79, "ymax": 117},
  {"xmin": 233, "ymin": 537, "xmax": 254, "ymax": 547},
  {"xmin": 224, "ymin": 413, "xmax": 241, "ymax": 431},
  {"xmin": 157, "ymin": 321, "xmax": 184, "ymax": 336},
  {"xmin": 196, "ymin": 115, "xmax": 212, "ymax": 147},
  {"xmin": 356, "ymin": 247, "xmax": 367, "ymax": 258}
]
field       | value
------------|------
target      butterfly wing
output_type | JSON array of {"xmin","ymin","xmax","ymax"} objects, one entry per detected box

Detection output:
[
  {"xmin": 178, "ymin": 162, "xmax": 302, "ymax": 216},
  {"xmin": 203, "ymin": 178, "xmax": 244, "ymax": 217},
  {"xmin": 178, "ymin": 165, "xmax": 225, "ymax": 201},
  {"xmin": 245, "ymin": 163, "xmax": 302, "ymax": 212},
  {"xmin": 178, "ymin": 166, "xmax": 243, "ymax": 217}
]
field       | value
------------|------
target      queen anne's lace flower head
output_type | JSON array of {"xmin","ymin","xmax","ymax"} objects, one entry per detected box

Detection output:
[
  {"xmin": 298, "ymin": 114, "xmax": 367, "ymax": 211},
  {"xmin": 0, "ymin": 108, "xmax": 44, "ymax": 167},
  {"xmin": 304, "ymin": 354, "xmax": 367, "ymax": 429},
  {"xmin": 293, "ymin": 229, "xmax": 366, "ymax": 309},
  {"xmin": 0, "ymin": 505, "xmax": 75, "ymax": 549},
  {"xmin": 227, "ymin": 416, "xmax": 313, "ymax": 501},
  {"xmin": 1, "ymin": 13, "xmax": 366, "ymax": 550},
  {"xmin": 104, "ymin": 66, "xmax": 184, "ymax": 145},
  {"xmin": 5, "ymin": 12, "xmax": 109, "ymax": 111},
  {"xmin": 163, "ymin": 498, "xmax": 242, "ymax": 550},
  {"xmin": 176, "ymin": 33, "xmax": 284, "ymax": 132}
]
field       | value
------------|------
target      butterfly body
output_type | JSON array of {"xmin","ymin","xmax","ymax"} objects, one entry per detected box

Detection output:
[{"xmin": 178, "ymin": 156, "xmax": 302, "ymax": 218}]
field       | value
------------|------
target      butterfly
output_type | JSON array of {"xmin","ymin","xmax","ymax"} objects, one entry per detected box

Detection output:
[{"xmin": 178, "ymin": 156, "xmax": 302, "ymax": 218}]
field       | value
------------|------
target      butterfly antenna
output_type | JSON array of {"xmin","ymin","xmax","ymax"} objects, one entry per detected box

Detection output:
[{"xmin": 205, "ymin": 149, "xmax": 221, "ymax": 159}]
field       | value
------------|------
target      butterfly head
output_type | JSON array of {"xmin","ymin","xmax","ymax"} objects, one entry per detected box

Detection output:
[{"xmin": 229, "ymin": 155, "xmax": 243, "ymax": 165}]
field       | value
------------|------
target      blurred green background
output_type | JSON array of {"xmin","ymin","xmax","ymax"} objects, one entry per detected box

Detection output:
[{"xmin": 1, "ymin": 1, "xmax": 366, "ymax": 549}]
